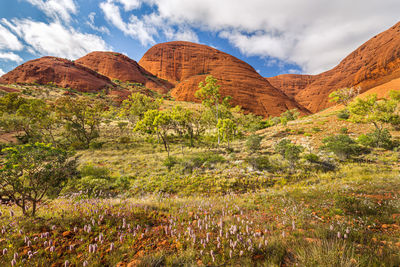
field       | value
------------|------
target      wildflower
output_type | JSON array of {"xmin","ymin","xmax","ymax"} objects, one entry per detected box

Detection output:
[
  {"xmin": 229, "ymin": 249, "xmax": 233, "ymax": 258},
  {"xmin": 345, "ymin": 228, "xmax": 350, "ymax": 234},
  {"xmin": 3, "ymin": 248, "xmax": 7, "ymax": 255},
  {"xmin": 27, "ymin": 241, "xmax": 32, "ymax": 247},
  {"xmin": 330, "ymin": 225, "xmax": 334, "ymax": 231},
  {"xmin": 110, "ymin": 242, "xmax": 114, "ymax": 251},
  {"xmin": 344, "ymin": 234, "xmax": 348, "ymax": 239},
  {"xmin": 64, "ymin": 260, "xmax": 70, "ymax": 267},
  {"xmin": 10, "ymin": 210, "xmax": 14, "ymax": 217},
  {"xmin": 337, "ymin": 232, "xmax": 341, "ymax": 239},
  {"xmin": 11, "ymin": 259, "xmax": 16, "ymax": 267},
  {"xmin": 83, "ymin": 260, "xmax": 89, "ymax": 267},
  {"xmin": 50, "ymin": 246, "xmax": 55, "ymax": 253},
  {"xmin": 239, "ymin": 250, "xmax": 244, "ymax": 256},
  {"xmin": 210, "ymin": 250, "xmax": 215, "ymax": 262}
]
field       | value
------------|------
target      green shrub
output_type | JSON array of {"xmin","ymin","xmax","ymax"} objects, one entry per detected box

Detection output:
[
  {"xmin": 303, "ymin": 153, "xmax": 319, "ymax": 163},
  {"xmin": 357, "ymin": 129, "xmax": 393, "ymax": 149},
  {"xmin": 274, "ymin": 139, "xmax": 303, "ymax": 168},
  {"xmin": 340, "ymin": 127, "xmax": 348, "ymax": 134},
  {"xmin": 246, "ymin": 155, "xmax": 272, "ymax": 171},
  {"xmin": 321, "ymin": 134, "xmax": 364, "ymax": 160},
  {"xmin": 245, "ymin": 134, "xmax": 263, "ymax": 153},
  {"xmin": 163, "ymin": 156, "xmax": 179, "ymax": 171},
  {"xmin": 119, "ymin": 136, "xmax": 131, "ymax": 144},
  {"xmin": 337, "ymin": 109, "xmax": 350, "ymax": 120},
  {"xmin": 89, "ymin": 141, "xmax": 104, "ymax": 149}
]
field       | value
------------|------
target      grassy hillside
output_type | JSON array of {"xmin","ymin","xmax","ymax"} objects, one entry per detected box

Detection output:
[{"xmin": 0, "ymin": 83, "xmax": 399, "ymax": 266}]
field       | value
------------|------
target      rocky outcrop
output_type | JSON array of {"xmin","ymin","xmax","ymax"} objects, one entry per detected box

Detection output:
[
  {"xmin": 266, "ymin": 74, "xmax": 315, "ymax": 99},
  {"xmin": 139, "ymin": 41, "xmax": 308, "ymax": 117},
  {"xmin": 294, "ymin": 21, "xmax": 400, "ymax": 112},
  {"xmin": 0, "ymin": 57, "xmax": 114, "ymax": 92},
  {"xmin": 76, "ymin": 52, "xmax": 173, "ymax": 94}
]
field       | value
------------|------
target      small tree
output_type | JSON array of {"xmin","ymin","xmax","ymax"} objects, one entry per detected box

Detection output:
[
  {"xmin": 134, "ymin": 110, "xmax": 173, "ymax": 156},
  {"xmin": 0, "ymin": 143, "xmax": 77, "ymax": 216},
  {"xmin": 170, "ymin": 105, "xmax": 196, "ymax": 147},
  {"xmin": 321, "ymin": 134, "xmax": 363, "ymax": 160},
  {"xmin": 329, "ymin": 87, "xmax": 360, "ymax": 106},
  {"xmin": 217, "ymin": 118, "xmax": 236, "ymax": 149},
  {"xmin": 274, "ymin": 139, "xmax": 303, "ymax": 169},
  {"xmin": 280, "ymin": 109, "xmax": 300, "ymax": 126},
  {"xmin": 54, "ymin": 96, "xmax": 105, "ymax": 148},
  {"xmin": 348, "ymin": 93, "xmax": 400, "ymax": 148},
  {"xmin": 246, "ymin": 134, "xmax": 263, "ymax": 153},
  {"xmin": 195, "ymin": 75, "xmax": 231, "ymax": 145},
  {"xmin": 119, "ymin": 92, "xmax": 161, "ymax": 125}
]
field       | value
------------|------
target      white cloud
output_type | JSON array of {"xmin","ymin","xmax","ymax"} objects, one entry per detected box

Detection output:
[
  {"xmin": 3, "ymin": 18, "xmax": 111, "ymax": 59},
  {"xmin": 116, "ymin": 0, "xmax": 141, "ymax": 11},
  {"xmin": 0, "ymin": 68, "xmax": 4, "ymax": 76},
  {"xmin": 0, "ymin": 24, "xmax": 24, "ymax": 51},
  {"xmin": 100, "ymin": 0, "xmax": 156, "ymax": 45},
  {"xmin": 163, "ymin": 27, "xmax": 198, "ymax": 43},
  {"xmin": 130, "ymin": 0, "xmax": 400, "ymax": 74},
  {"xmin": 0, "ymin": 52, "xmax": 23, "ymax": 63},
  {"xmin": 25, "ymin": 0, "xmax": 77, "ymax": 23},
  {"xmin": 87, "ymin": 12, "xmax": 110, "ymax": 34}
]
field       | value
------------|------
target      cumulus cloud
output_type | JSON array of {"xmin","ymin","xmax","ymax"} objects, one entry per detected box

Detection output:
[
  {"xmin": 0, "ymin": 52, "xmax": 23, "ymax": 63},
  {"xmin": 0, "ymin": 24, "xmax": 24, "ymax": 51},
  {"xmin": 2, "ymin": 18, "xmax": 111, "ymax": 59},
  {"xmin": 0, "ymin": 68, "xmax": 4, "ymax": 76},
  {"xmin": 122, "ymin": 0, "xmax": 400, "ymax": 74},
  {"xmin": 87, "ymin": 12, "xmax": 110, "ymax": 34},
  {"xmin": 100, "ymin": 0, "xmax": 156, "ymax": 45},
  {"xmin": 116, "ymin": 0, "xmax": 142, "ymax": 11},
  {"xmin": 25, "ymin": 0, "xmax": 77, "ymax": 23}
]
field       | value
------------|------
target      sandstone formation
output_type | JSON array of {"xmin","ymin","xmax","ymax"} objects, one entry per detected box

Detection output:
[
  {"xmin": 293, "ymin": 21, "xmax": 400, "ymax": 112},
  {"xmin": 0, "ymin": 57, "xmax": 114, "ymax": 92},
  {"xmin": 76, "ymin": 52, "xmax": 173, "ymax": 94},
  {"xmin": 139, "ymin": 41, "xmax": 307, "ymax": 117},
  {"xmin": 266, "ymin": 74, "xmax": 315, "ymax": 99}
]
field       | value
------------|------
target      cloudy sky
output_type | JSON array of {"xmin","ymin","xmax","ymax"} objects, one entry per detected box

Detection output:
[{"xmin": 0, "ymin": 0, "xmax": 399, "ymax": 77}]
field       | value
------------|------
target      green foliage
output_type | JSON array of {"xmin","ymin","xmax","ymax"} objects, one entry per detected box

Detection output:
[
  {"xmin": 279, "ymin": 109, "xmax": 299, "ymax": 125},
  {"xmin": 303, "ymin": 153, "xmax": 320, "ymax": 163},
  {"xmin": 245, "ymin": 134, "xmax": 263, "ymax": 153},
  {"xmin": 0, "ymin": 93, "xmax": 28, "ymax": 114},
  {"xmin": 195, "ymin": 75, "xmax": 232, "ymax": 144},
  {"xmin": 246, "ymin": 155, "xmax": 272, "ymax": 171},
  {"xmin": 0, "ymin": 143, "xmax": 77, "ymax": 216},
  {"xmin": 163, "ymin": 156, "xmax": 179, "ymax": 171},
  {"xmin": 329, "ymin": 87, "xmax": 360, "ymax": 106},
  {"xmin": 55, "ymin": 96, "xmax": 105, "ymax": 148},
  {"xmin": 217, "ymin": 118, "xmax": 236, "ymax": 148},
  {"xmin": 119, "ymin": 92, "xmax": 161, "ymax": 125},
  {"xmin": 357, "ymin": 129, "xmax": 393, "ymax": 149},
  {"xmin": 274, "ymin": 139, "xmax": 303, "ymax": 168},
  {"xmin": 64, "ymin": 163, "xmax": 116, "ymax": 198},
  {"xmin": 321, "ymin": 134, "xmax": 364, "ymax": 160},
  {"xmin": 340, "ymin": 127, "xmax": 348, "ymax": 134},
  {"xmin": 337, "ymin": 109, "xmax": 350, "ymax": 120}
]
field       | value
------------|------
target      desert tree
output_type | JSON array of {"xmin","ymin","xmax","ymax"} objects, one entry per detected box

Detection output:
[
  {"xmin": 119, "ymin": 92, "xmax": 161, "ymax": 126},
  {"xmin": 217, "ymin": 118, "xmax": 236, "ymax": 149},
  {"xmin": 54, "ymin": 96, "xmax": 106, "ymax": 148},
  {"xmin": 348, "ymin": 93, "xmax": 400, "ymax": 148},
  {"xmin": 195, "ymin": 75, "xmax": 231, "ymax": 145},
  {"xmin": 0, "ymin": 143, "xmax": 77, "ymax": 216}
]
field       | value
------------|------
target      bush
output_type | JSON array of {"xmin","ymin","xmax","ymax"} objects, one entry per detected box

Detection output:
[
  {"xmin": 337, "ymin": 109, "xmax": 350, "ymax": 120},
  {"xmin": 357, "ymin": 129, "xmax": 393, "ymax": 149},
  {"xmin": 274, "ymin": 139, "xmax": 303, "ymax": 168},
  {"xmin": 89, "ymin": 141, "xmax": 104, "ymax": 149},
  {"xmin": 246, "ymin": 134, "xmax": 263, "ymax": 153},
  {"xmin": 119, "ymin": 136, "xmax": 131, "ymax": 144},
  {"xmin": 321, "ymin": 134, "xmax": 364, "ymax": 160},
  {"xmin": 303, "ymin": 153, "xmax": 320, "ymax": 163},
  {"xmin": 246, "ymin": 155, "xmax": 272, "ymax": 171},
  {"xmin": 163, "ymin": 156, "xmax": 179, "ymax": 171},
  {"xmin": 340, "ymin": 127, "xmax": 348, "ymax": 134},
  {"xmin": 176, "ymin": 152, "xmax": 226, "ymax": 174}
]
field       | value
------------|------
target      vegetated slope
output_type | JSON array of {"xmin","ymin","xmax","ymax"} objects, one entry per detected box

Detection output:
[
  {"xmin": 293, "ymin": 21, "xmax": 400, "ymax": 113},
  {"xmin": 266, "ymin": 74, "xmax": 315, "ymax": 99},
  {"xmin": 139, "ymin": 41, "xmax": 308, "ymax": 117},
  {"xmin": 76, "ymin": 51, "xmax": 173, "ymax": 94},
  {"xmin": 0, "ymin": 57, "xmax": 115, "ymax": 93}
]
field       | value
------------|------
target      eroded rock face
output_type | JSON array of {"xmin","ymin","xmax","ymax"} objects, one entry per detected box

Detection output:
[
  {"xmin": 266, "ymin": 74, "xmax": 315, "ymax": 99},
  {"xmin": 139, "ymin": 41, "xmax": 308, "ymax": 117},
  {"xmin": 1, "ymin": 57, "xmax": 114, "ymax": 92},
  {"xmin": 76, "ymin": 52, "xmax": 173, "ymax": 94},
  {"xmin": 294, "ymin": 21, "xmax": 400, "ymax": 112}
]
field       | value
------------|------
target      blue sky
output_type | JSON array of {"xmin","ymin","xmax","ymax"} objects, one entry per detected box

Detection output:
[{"xmin": 0, "ymin": 0, "xmax": 399, "ymax": 78}]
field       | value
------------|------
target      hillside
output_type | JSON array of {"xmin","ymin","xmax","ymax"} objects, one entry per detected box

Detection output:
[
  {"xmin": 139, "ymin": 41, "xmax": 308, "ymax": 117},
  {"xmin": 280, "ymin": 21, "xmax": 400, "ymax": 113},
  {"xmin": 76, "ymin": 52, "xmax": 173, "ymax": 94},
  {"xmin": 0, "ymin": 57, "xmax": 115, "ymax": 93}
]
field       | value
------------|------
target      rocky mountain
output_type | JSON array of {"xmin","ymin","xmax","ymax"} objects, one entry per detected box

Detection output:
[
  {"xmin": 0, "ymin": 56, "xmax": 115, "ymax": 92},
  {"xmin": 266, "ymin": 74, "xmax": 315, "ymax": 99},
  {"xmin": 76, "ymin": 52, "xmax": 173, "ymax": 94},
  {"xmin": 290, "ymin": 21, "xmax": 400, "ymax": 113},
  {"xmin": 139, "ymin": 41, "xmax": 307, "ymax": 117}
]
